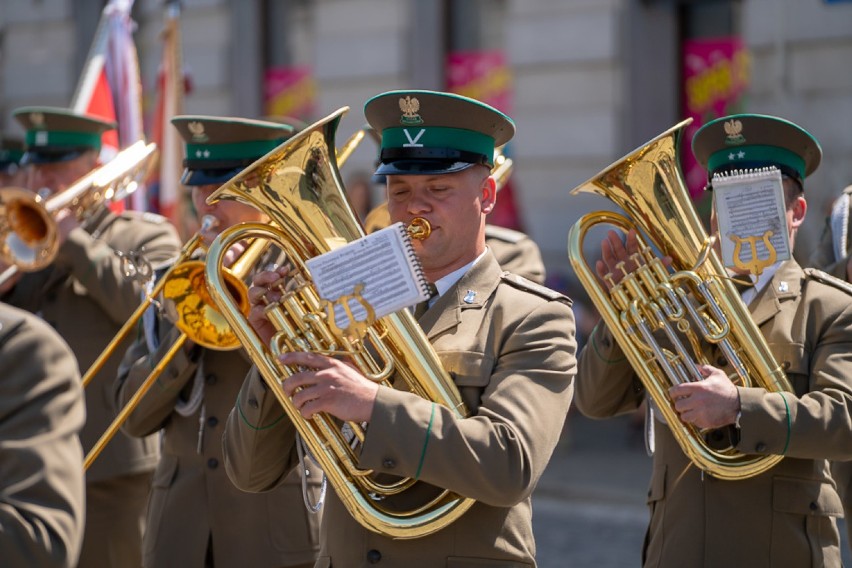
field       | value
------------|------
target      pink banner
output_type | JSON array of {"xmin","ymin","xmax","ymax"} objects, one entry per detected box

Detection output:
[
  {"xmin": 446, "ymin": 50, "xmax": 512, "ymax": 115},
  {"xmin": 264, "ymin": 66, "xmax": 316, "ymax": 122},
  {"xmin": 681, "ymin": 37, "xmax": 750, "ymax": 198}
]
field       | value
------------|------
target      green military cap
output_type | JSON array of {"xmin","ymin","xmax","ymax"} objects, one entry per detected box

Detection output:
[
  {"xmin": 0, "ymin": 138, "xmax": 24, "ymax": 174},
  {"xmin": 13, "ymin": 106, "xmax": 115, "ymax": 165},
  {"xmin": 171, "ymin": 115, "xmax": 295, "ymax": 186},
  {"xmin": 692, "ymin": 113, "xmax": 822, "ymax": 185},
  {"xmin": 364, "ymin": 90, "xmax": 514, "ymax": 175}
]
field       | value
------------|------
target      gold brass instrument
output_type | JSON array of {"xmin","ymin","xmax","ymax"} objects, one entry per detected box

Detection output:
[
  {"xmin": 0, "ymin": 140, "xmax": 157, "ymax": 284},
  {"xmin": 567, "ymin": 118, "xmax": 792, "ymax": 480},
  {"xmin": 204, "ymin": 107, "xmax": 475, "ymax": 538},
  {"xmin": 82, "ymin": 215, "xmax": 267, "ymax": 469},
  {"xmin": 82, "ymin": 123, "xmax": 372, "ymax": 469}
]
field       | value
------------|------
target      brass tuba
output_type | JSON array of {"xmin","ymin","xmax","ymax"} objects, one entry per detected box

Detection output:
[
  {"xmin": 567, "ymin": 118, "xmax": 792, "ymax": 480},
  {"xmin": 204, "ymin": 107, "xmax": 475, "ymax": 538}
]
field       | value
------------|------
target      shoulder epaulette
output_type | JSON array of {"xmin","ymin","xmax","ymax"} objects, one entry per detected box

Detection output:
[
  {"xmin": 499, "ymin": 271, "xmax": 572, "ymax": 305},
  {"xmin": 803, "ymin": 267, "xmax": 852, "ymax": 296},
  {"xmin": 485, "ymin": 225, "xmax": 527, "ymax": 244}
]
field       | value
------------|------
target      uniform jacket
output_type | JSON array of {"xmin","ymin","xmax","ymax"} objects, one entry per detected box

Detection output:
[
  {"xmin": 0, "ymin": 303, "xmax": 85, "ymax": 568},
  {"xmin": 116, "ymin": 311, "xmax": 322, "ymax": 568},
  {"xmin": 223, "ymin": 251, "xmax": 577, "ymax": 568},
  {"xmin": 575, "ymin": 259, "xmax": 852, "ymax": 568},
  {"xmin": 2, "ymin": 206, "xmax": 181, "ymax": 482},
  {"xmin": 485, "ymin": 225, "xmax": 546, "ymax": 285}
]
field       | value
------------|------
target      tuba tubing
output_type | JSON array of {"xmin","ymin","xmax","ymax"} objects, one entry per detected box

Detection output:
[
  {"xmin": 567, "ymin": 118, "xmax": 792, "ymax": 480},
  {"xmin": 204, "ymin": 107, "xmax": 476, "ymax": 538}
]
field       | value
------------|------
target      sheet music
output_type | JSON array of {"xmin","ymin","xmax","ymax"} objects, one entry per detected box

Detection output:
[
  {"xmin": 712, "ymin": 167, "xmax": 790, "ymax": 273},
  {"xmin": 306, "ymin": 222, "xmax": 430, "ymax": 330}
]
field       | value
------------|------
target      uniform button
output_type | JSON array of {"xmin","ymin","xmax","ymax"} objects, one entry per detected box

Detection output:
[
  {"xmin": 810, "ymin": 502, "xmax": 818, "ymax": 512},
  {"xmin": 207, "ymin": 416, "xmax": 218, "ymax": 428},
  {"xmin": 366, "ymin": 549, "xmax": 382, "ymax": 564},
  {"xmin": 382, "ymin": 458, "xmax": 396, "ymax": 469},
  {"xmin": 207, "ymin": 458, "xmax": 219, "ymax": 469},
  {"xmin": 205, "ymin": 373, "xmax": 217, "ymax": 385},
  {"xmin": 755, "ymin": 442, "xmax": 767, "ymax": 452},
  {"xmin": 716, "ymin": 356, "xmax": 728, "ymax": 367},
  {"xmin": 248, "ymin": 398, "xmax": 259, "ymax": 409},
  {"xmin": 782, "ymin": 361, "xmax": 791, "ymax": 370}
]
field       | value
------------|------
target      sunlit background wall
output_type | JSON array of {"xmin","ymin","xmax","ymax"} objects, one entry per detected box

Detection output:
[{"xmin": 2, "ymin": 0, "xmax": 852, "ymax": 299}]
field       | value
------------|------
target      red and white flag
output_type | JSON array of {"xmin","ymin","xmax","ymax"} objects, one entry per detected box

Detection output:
[
  {"xmin": 71, "ymin": 0, "xmax": 145, "ymax": 210},
  {"xmin": 148, "ymin": 1, "xmax": 192, "ymax": 237}
]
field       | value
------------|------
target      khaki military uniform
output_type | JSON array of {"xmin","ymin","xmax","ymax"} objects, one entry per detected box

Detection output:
[
  {"xmin": 2, "ymin": 205, "xmax": 181, "ymax": 568},
  {"xmin": 0, "ymin": 302, "xmax": 86, "ymax": 568},
  {"xmin": 116, "ymin": 312, "xmax": 322, "ymax": 568},
  {"xmin": 485, "ymin": 225, "xmax": 546, "ymax": 285},
  {"xmin": 575, "ymin": 259, "xmax": 852, "ymax": 568},
  {"xmin": 224, "ymin": 252, "xmax": 576, "ymax": 567}
]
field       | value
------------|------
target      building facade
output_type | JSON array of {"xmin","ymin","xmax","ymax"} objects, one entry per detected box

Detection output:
[{"xmin": 2, "ymin": 0, "xmax": 852, "ymax": 286}]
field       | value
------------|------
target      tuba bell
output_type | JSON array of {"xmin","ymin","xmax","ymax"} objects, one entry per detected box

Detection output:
[
  {"xmin": 204, "ymin": 107, "xmax": 475, "ymax": 538},
  {"xmin": 567, "ymin": 118, "xmax": 793, "ymax": 480}
]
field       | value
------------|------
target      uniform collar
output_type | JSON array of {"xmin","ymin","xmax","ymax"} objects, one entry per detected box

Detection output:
[
  {"xmin": 419, "ymin": 251, "xmax": 502, "ymax": 338},
  {"xmin": 749, "ymin": 259, "xmax": 803, "ymax": 327}
]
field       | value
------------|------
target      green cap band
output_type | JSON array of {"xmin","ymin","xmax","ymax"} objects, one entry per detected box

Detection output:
[
  {"xmin": 708, "ymin": 144, "xmax": 806, "ymax": 180},
  {"xmin": 25, "ymin": 129, "xmax": 102, "ymax": 151},
  {"xmin": 381, "ymin": 126, "xmax": 495, "ymax": 164},
  {"xmin": 185, "ymin": 139, "xmax": 287, "ymax": 162}
]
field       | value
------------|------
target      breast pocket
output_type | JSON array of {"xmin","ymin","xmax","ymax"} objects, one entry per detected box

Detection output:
[
  {"xmin": 770, "ymin": 476, "xmax": 843, "ymax": 567},
  {"xmin": 438, "ymin": 351, "xmax": 494, "ymax": 411}
]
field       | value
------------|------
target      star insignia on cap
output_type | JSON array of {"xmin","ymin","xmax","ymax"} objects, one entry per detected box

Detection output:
[
  {"xmin": 188, "ymin": 121, "xmax": 208, "ymax": 142},
  {"xmin": 30, "ymin": 112, "xmax": 45, "ymax": 128},
  {"xmin": 724, "ymin": 119, "xmax": 745, "ymax": 145},
  {"xmin": 195, "ymin": 149, "xmax": 211, "ymax": 158},
  {"xmin": 399, "ymin": 96, "xmax": 423, "ymax": 125}
]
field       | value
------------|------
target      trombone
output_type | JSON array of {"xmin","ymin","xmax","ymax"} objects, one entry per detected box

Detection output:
[
  {"xmin": 0, "ymin": 140, "xmax": 157, "ymax": 287},
  {"xmin": 83, "ymin": 215, "xmax": 266, "ymax": 468}
]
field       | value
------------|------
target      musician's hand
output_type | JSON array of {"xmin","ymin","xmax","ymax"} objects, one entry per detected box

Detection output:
[
  {"xmin": 278, "ymin": 351, "xmax": 378, "ymax": 423},
  {"xmin": 596, "ymin": 229, "xmax": 641, "ymax": 289},
  {"xmin": 670, "ymin": 365, "xmax": 740, "ymax": 429},
  {"xmin": 247, "ymin": 265, "xmax": 292, "ymax": 344},
  {"xmin": 223, "ymin": 240, "xmax": 248, "ymax": 269}
]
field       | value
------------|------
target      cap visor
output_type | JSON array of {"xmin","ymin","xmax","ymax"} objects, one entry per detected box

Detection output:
[
  {"xmin": 20, "ymin": 148, "xmax": 87, "ymax": 165},
  {"xmin": 375, "ymin": 159, "xmax": 475, "ymax": 176},
  {"xmin": 181, "ymin": 167, "xmax": 243, "ymax": 186}
]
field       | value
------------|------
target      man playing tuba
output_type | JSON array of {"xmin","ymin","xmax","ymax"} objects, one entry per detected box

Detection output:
[
  {"xmin": 222, "ymin": 90, "xmax": 577, "ymax": 566},
  {"xmin": 574, "ymin": 114, "xmax": 852, "ymax": 567}
]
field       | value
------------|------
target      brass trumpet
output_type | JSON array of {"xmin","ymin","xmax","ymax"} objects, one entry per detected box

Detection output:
[
  {"xmin": 567, "ymin": 118, "xmax": 792, "ymax": 480},
  {"xmin": 0, "ymin": 140, "xmax": 157, "ymax": 285},
  {"xmin": 204, "ymin": 107, "xmax": 475, "ymax": 538}
]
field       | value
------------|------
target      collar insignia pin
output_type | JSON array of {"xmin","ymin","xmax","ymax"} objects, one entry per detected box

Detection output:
[
  {"xmin": 463, "ymin": 290, "xmax": 476, "ymax": 304},
  {"xmin": 778, "ymin": 281, "xmax": 789, "ymax": 293}
]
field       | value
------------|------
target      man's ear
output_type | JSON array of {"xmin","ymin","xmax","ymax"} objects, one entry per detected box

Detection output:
[
  {"xmin": 481, "ymin": 174, "xmax": 497, "ymax": 214},
  {"xmin": 790, "ymin": 195, "xmax": 807, "ymax": 229}
]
